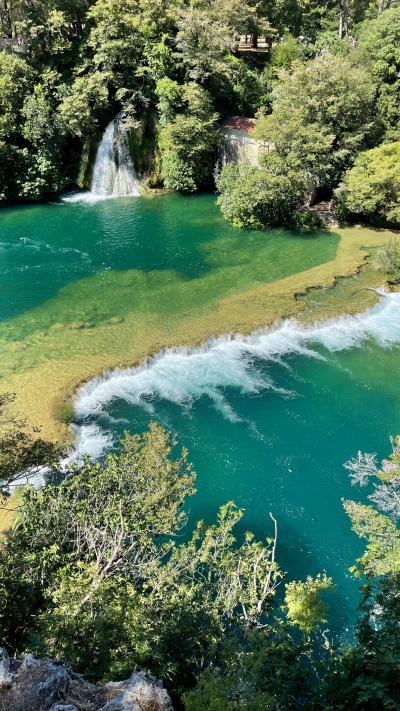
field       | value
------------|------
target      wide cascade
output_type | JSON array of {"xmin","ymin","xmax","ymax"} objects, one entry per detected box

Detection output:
[{"xmin": 90, "ymin": 114, "xmax": 141, "ymax": 197}]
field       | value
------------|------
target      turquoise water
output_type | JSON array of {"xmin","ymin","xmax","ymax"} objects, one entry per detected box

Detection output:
[
  {"xmin": 1, "ymin": 193, "xmax": 399, "ymax": 635},
  {"xmin": 0, "ymin": 193, "xmax": 337, "ymax": 322},
  {"xmin": 75, "ymin": 306, "xmax": 400, "ymax": 635}
]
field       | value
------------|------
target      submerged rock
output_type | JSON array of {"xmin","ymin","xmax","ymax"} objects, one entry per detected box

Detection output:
[{"xmin": 0, "ymin": 649, "xmax": 173, "ymax": 711}]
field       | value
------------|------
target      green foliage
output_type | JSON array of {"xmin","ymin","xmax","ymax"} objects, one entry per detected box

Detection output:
[
  {"xmin": 58, "ymin": 71, "xmax": 109, "ymax": 137},
  {"xmin": 175, "ymin": 0, "xmax": 260, "ymax": 82},
  {"xmin": 216, "ymin": 163, "xmax": 307, "ymax": 230},
  {"xmin": 1, "ymin": 412, "xmax": 400, "ymax": 707},
  {"xmin": 270, "ymin": 34, "xmax": 307, "ymax": 70},
  {"xmin": 326, "ymin": 575, "xmax": 400, "ymax": 710},
  {"xmin": 256, "ymin": 54, "xmax": 378, "ymax": 191},
  {"xmin": 336, "ymin": 141, "xmax": 400, "ymax": 228},
  {"xmin": 343, "ymin": 501, "xmax": 400, "ymax": 577},
  {"xmin": 1, "ymin": 0, "xmax": 399, "ymax": 209},
  {"xmin": 0, "ymin": 51, "xmax": 33, "ymax": 141},
  {"xmin": 0, "ymin": 392, "xmax": 59, "ymax": 495},
  {"xmin": 156, "ymin": 77, "xmax": 182, "ymax": 125},
  {"xmin": 184, "ymin": 627, "xmax": 322, "ymax": 711},
  {"xmin": 375, "ymin": 238, "xmax": 400, "ymax": 285},
  {"xmin": 0, "ymin": 423, "xmax": 285, "ymax": 690},
  {"xmin": 159, "ymin": 95, "xmax": 219, "ymax": 193},
  {"xmin": 357, "ymin": 7, "xmax": 400, "ymax": 140},
  {"xmin": 285, "ymin": 574, "xmax": 333, "ymax": 637}
]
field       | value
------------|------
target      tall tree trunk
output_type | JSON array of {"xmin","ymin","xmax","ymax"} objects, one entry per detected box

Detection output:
[
  {"xmin": 1, "ymin": 0, "xmax": 13, "ymax": 38},
  {"xmin": 339, "ymin": 0, "xmax": 349, "ymax": 39}
]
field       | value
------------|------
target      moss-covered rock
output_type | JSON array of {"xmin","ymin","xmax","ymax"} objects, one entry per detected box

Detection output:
[{"xmin": 76, "ymin": 135, "xmax": 101, "ymax": 189}]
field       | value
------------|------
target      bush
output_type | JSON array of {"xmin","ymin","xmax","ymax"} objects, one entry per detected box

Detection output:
[
  {"xmin": 375, "ymin": 238, "xmax": 400, "ymax": 284},
  {"xmin": 216, "ymin": 163, "xmax": 306, "ymax": 230},
  {"xmin": 159, "ymin": 113, "xmax": 219, "ymax": 192}
]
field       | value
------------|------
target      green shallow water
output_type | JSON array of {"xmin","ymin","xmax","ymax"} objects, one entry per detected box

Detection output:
[
  {"xmin": 1, "ymin": 192, "xmax": 399, "ymax": 635},
  {"xmin": 0, "ymin": 193, "xmax": 338, "ymax": 331}
]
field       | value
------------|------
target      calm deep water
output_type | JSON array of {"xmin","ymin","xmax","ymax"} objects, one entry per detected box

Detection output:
[{"xmin": 1, "ymin": 193, "xmax": 400, "ymax": 635}]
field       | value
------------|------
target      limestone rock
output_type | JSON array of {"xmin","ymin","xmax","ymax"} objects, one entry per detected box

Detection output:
[
  {"xmin": 0, "ymin": 648, "xmax": 14, "ymax": 688},
  {"xmin": 0, "ymin": 650, "xmax": 173, "ymax": 711},
  {"xmin": 101, "ymin": 671, "xmax": 174, "ymax": 710}
]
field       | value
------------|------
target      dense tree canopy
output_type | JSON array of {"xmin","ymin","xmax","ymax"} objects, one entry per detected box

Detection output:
[
  {"xmin": 356, "ymin": 7, "xmax": 400, "ymax": 140},
  {"xmin": 0, "ymin": 0, "xmax": 398, "ymax": 208},
  {"xmin": 255, "ymin": 54, "xmax": 378, "ymax": 191},
  {"xmin": 0, "ymin": 389, "xmax": 399, "ymax": 708},
  {"xmin": 336, "ymin": 141, "xmax": 400, "ymax": 227}
]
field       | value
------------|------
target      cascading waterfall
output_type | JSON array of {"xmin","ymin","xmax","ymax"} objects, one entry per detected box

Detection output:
[
  {"xmin": 73, "ymin": 289, "xmax": 400, "ymax": 458},
  {"xmin": 90, "ymin": 114, "xmax": 141, "ymax": 198}
]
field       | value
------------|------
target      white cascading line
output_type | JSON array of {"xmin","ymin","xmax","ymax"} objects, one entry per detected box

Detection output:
[
  {"xmin": 90, "ymin": 116, "xmax": 141, "ymax": 198},
  {"xmin": 15, "ymin": 290, "xmax": 400, "ymax": 485},
  {"xmin": 72, "ymin": 289, "xmax": 400, "ymax": 460}
]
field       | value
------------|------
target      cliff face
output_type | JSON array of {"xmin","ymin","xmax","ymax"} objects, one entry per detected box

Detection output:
[{"xmin": 0, "ymin": 650, "xmax": 173, "ymax": 711}]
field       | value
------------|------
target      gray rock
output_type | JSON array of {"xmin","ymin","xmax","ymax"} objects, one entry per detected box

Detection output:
[
  {"xmin": 0, "ymin": 648, "xmax": 14, "ymax": 688},
  {"xmin": 100, "ymin": 671, "xmax": 173, "ymax": 711},
  {"xmin": 0, "ymin": 653, "xmax": 173, "ymax": 711}
]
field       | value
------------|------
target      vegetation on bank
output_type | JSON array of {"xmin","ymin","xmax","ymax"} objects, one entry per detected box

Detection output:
[
  {"xmin": 0, "ymin": 391, "xmax": 399, "ymax": 709},
  {"xmin": 375, "ymin": 237, "xmax": 400, "ymax": 285},
  {"xmin": 336, "ymin": 142, "xmax": 400, "ymax": 228},
  {"xmin": 1, "ymin": 1, "xmax": 400, "ymax": 230}
]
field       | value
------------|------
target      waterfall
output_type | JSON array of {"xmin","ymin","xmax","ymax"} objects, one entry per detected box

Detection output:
[{"xmin": 90, "ymin": 115, "xmax": 141, "ymax": 198}]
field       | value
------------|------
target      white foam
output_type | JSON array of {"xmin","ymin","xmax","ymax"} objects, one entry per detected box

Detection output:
[
  {"xmin": 61, "ymin": 191, "xmax": 139, "ymax": 204},
  {"xmin": 73, "ymin": 291, "xmax": 400, "ymax": 461},
  {"xmin": 7, "ymin": 423, "xmax": 114, "ymax": 493},
  {"xmin": 69, "ymin": 423, "xmax": 114, "ymax": 462},
  {"xmin": 61, "ymin": 191, "xmax": 111, "ymax": 204}
]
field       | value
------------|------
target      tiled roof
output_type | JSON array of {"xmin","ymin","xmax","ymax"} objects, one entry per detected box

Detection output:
[{"xmin": 221, "ymin": 117, "xmax": 256, "ymax": 133}]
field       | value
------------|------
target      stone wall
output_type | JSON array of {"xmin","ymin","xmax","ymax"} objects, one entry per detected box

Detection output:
[{"xmin": 220, "ymin": 127, "xmax": 272, "ymax": 167}]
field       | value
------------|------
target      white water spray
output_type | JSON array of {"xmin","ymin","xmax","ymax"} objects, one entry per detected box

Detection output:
[
  {"xmin": 90, "ymin": 115, "xmax": 141, "ymax": 198},
  {"xmin": 73, "ymin": 290, "xmax": 400, "ymax": 457}
]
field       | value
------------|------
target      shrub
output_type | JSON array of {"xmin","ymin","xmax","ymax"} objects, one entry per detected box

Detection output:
[
  {"xmin": 216, "ymin": 163, "xmax": 306, "ymax": 230},
  {"xmin": 375, "ymin": 238, "xmax": 400, "ymax": 284}
]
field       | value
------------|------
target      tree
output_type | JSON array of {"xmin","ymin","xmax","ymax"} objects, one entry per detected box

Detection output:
[
  {"xmin": 216, "ymin": 163, "xmax": 307, "ymax": 230},
  {"xmin": 159, "ymin": 85, "xmax": 219, "ymax": 192},
  {"xmin": 335, "ymin": 142, "xmax": 400, "ymax": 227},
  {"xmin": 345, "ymin": 435, "xmax": 400, "ymax": 520},
  {"xmin": 343, "ymin": 435, "xmax": 400, "ymax": 576},
  {"xmin": 285, "ymin": 574, "xmax": 333, "ymax": 638},
  {"xmin": 356, "ymin": 7, "xmax": 400, "ymax": 140},
  {"xmin": 328, "ymin": 435, "xmax": 400, "ymax": 710},
  {"xmin": 58, "ymin": 70, "xmax": 109, "ymax": 137},
  {"xmin": 327, "ymin": 574, "xmax": 400, "ymax": 711},
  {"xmin": 375, "ymin": 238, "xmax": 400, "ymax": 285},
  {"xmin": 0, "ymin": 423, "xmax": 285, "ymax": 690},
  {"xmin": 175, "ymin": 0, "xmax": 261, "ymax": 81},
  {"xmin": 255, "ymin": 54, "xmax": 378, "ymax": 192},
  {"xmin": 0, "ymin": 50, "xmax": 33, "ymax": 141},
  {"xmin": 184, "ymin": 625, "xmax": 324, "ymax": 710},
  {"xmin": 0, "ymin": 0, "xmax": 91, "ymax": 60}
]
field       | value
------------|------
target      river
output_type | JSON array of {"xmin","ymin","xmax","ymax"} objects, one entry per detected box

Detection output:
[{"xmin": 1, "ymin": 192, "xmax": 399, "ymax": 633}]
